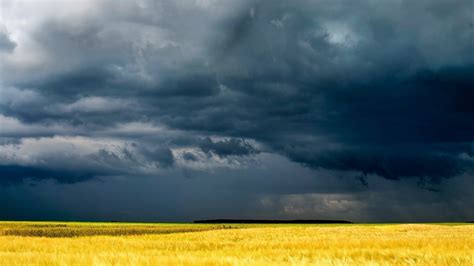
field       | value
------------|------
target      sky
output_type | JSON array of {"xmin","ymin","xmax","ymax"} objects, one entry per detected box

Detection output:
[{"xmin": 0, "ymin": 0, "xmax": 473, "ymax": 222}]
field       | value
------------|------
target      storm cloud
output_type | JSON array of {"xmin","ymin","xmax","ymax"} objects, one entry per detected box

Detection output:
[
  {"xmin": 0, "ymin": 28, "xmax": 16, "ymax": 53},
  {"xmin": 0, "ymin": 0, "xmax": 473, "ymax": 221}
]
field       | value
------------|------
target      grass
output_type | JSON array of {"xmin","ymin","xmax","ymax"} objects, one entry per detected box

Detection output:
[
  {"xmin": 0, "ymin": 221, "xmax": 235, "ymax": 237},
  {"xmin": 0, "ymin": 222, "xmax": 472, "ymax": 265}
]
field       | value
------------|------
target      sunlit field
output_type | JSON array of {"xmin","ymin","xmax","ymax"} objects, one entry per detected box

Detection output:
[{"xmin": 0, "ymin": 222, "xmax": 472, "ymax": 265}]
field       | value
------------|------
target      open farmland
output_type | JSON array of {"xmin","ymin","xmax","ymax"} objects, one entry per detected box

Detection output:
[{"xmin": 0, "ymin": 222, "xmax": 472, "ymax": 265}]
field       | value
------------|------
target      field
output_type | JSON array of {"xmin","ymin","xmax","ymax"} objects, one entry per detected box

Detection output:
[{"xmin": 0, "ymin": 222, "xmax": 472, "ymax": 265}]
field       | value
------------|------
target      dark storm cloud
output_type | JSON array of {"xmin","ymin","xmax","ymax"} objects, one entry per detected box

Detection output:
[
  {"xmin": 182, "ymin": 152, "xmax": 198, "ymax": 162},
  {"xmin": 180, "ymin": 0, "xmax": 473, "ymax": 181},
  {"xmin": 285, "ymin": 147, "xmax": 470, "ymax": 182},
  {"xmin": 198, "ymin": 137, "xmax": 259, "ymax": 158},
  {"xmin": 1, "ymin": 156, "xmax": 472, "ymax": 222},
  {"xmin": 154, "ymin": 74, "xmax": 220, "ymax": 97},
  {"xmin": 0, "ymin": 29, "xmax": 16, "ymax": 53},
  {"xmin": 138, "ymin": 146, "xmax": 175, "ymax": 168},
  {"xmin": 0, "ymin": 165, "xmax": 96, "ymax": 185},
  {"xmin": 0, "ymin": 135, "xmax": 180, "ymax": 183},
  {"xmin": 0, "ymin": 0, "xmax": 473, "ymax": 190}
]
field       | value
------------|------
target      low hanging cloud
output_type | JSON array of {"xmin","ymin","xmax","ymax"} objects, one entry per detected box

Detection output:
[
  {"xmin": 198, "ymin": 137, "xmax": 259, "ymax": 158},
  {"xmin": 0, "ymin": 135, "xmax": 178, "ymax": 183},
  {"xmin": 0, "ymin": 0, "xmax": 473, "ymax": 187}
]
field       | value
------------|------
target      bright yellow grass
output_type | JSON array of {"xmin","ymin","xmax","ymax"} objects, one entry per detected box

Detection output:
[{"xmin": 0, "ymin": 223, "xmax": 472, "ymax": 265}]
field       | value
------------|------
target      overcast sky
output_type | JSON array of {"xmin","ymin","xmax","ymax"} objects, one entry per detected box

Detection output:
[{"xmin": 0, "ymin": 0, "xmax": 473, "ymax": 222}]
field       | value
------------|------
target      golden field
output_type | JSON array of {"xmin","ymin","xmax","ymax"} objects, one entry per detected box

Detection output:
[{"xmin": 0, "ymin": 222, "xmax": 472, "ymax": 265}]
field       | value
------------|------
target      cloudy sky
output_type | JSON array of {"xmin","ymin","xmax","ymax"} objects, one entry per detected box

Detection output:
[{"xmin": 0, "ymin": 0, "xmax": 473, "ymax": 222}]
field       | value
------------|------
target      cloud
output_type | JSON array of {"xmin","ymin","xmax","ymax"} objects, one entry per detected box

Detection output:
[
  {"xmin": 51, "ymin": 96, "xmax": 135, "ymax": 114},
  {"xmin": 0, "ymin": 164, "xmax": 96, "ymax": 185},
  {"xmin": 182, "ymin": 152, "xmax": 199, "ymax": 161},
  {"xmin": 256, "ymin": 174, "xmax": 474, "ymax": 222},
  {"xmin": 0, "ymin": 28, "xmax": 16, "ymax": 53},
  {"xmin": 1, "ymin": 155, "xmax": 472, "ymax": 222},
  {"xmin": 138, "ymin": 146, "xmax": 175, "ymax": 168},
  {"xmin": 198, "ymin": 137, "xmax": 259, "ymax": 157},
  {"xmin": 0, "ymin": 0, "xmax": 473, "ymax": 223},
  {"xmin": 296, "ymin": 149, "xmax": 469, "ymax": 181},
  {"xmin": 1, "ymin": 0, "xmax": 473, "ymax": 182},
  {"xmin": 0, "ymin": 114, "xmax": 73, "ymax": 137},
  {"xmin": 0, "ymin": 136, "xmax": 179, "ymax": 183}
]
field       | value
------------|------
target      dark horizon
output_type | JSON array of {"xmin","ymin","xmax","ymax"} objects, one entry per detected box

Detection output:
[
  {"xmin": 1, "ymin": 218, "xmax": 473, "ymax": 224},
  {"xmin": 0, "ymin": 0, "xmax": 473, "ymax": 222}
]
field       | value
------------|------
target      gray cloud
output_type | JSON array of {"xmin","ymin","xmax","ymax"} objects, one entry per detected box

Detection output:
[
  {"xmin": 0, "ymin": 0, "xmax": 473, "ymax": 221},
  {"xmin": 0, "ymin": 155, "xmax": 472, "ymax": 222},
  {"xmin": 198, "ymin": 137, "xmax": 259, "ymax": 158},
  {"xmin": 0, "ymin": 25, "xmax": 16, "ymax": 53}
]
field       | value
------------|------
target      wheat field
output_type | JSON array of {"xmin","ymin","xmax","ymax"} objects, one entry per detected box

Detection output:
[{"xmin": 0, "ymin": 222, "xmax": 472, "ymax": 265}]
